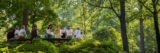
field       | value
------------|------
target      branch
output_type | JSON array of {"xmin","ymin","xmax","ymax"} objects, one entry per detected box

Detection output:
[
  {"xmin": 108, "ymin": 0, "xmax": 120, "ymax": 17},
  {"xmin": 84, "ymin": 0, "xmax": 111, "ymax": 8},
  {"xmin": 127, "ymin": 11, "xmax": 141, "ymax": 23},
  {"xmin": 85, "ymin": 0, "xmax": 120, "ymax": 17},
  {"xmin": 137, "ymin": 0, "xmax": 153, "ymax": 13}
]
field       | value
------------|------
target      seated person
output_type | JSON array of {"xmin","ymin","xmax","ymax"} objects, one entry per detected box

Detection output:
[
  {"xmin": 7, "ymin": 29, "xmax": 15, "ymax": 40},
  {"xmin": 25, "ymin": 25, "xmax": 30, "ymax": 39},
  {"xmin": 66, "ymin": 26, "xmax": 73, "ymax": 39},
  {"xmin": 14, "ymin": 27, "xmax": 20, "ymax": 39},
  {"xmin": 31, "ymin": 24, "xmax": 40, "ymax": 39},
  {"xmin": 74, "ymin": 27, "xmax": 82, "ymax": 38},
  {"xmin": 54, "ymin": 26, "xmax": 62, "ymax": 38},
  {"xmin": 19, "ymin": 25, "xmax": 26, "ymax": 39},
  {"xmin": 45, "ymin": 24, "xmax": 54, "ymax": 38},
  {"xmin": 61, "ymin": 26, "xmax": 66, "ymax": 38}
]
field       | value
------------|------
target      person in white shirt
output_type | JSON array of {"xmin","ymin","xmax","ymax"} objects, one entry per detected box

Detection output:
[
  {"xmin": 19, "ymin": 25, "xmax": 26, "ymax": 39},
  {"xmin": 61, "ymin": 26, "xmax": 66, "ymax": 38},
  {"xmin": 74, "ymin": 27, "xmax": 82, "ymax": 38},
  {"xmin": 66, "ymin": 27, "xmax": 73, "ymax": 39},
  {"xmin": 45, "ymin": 24, "xmax": 54, "ymax": 38},
  {"xmin": 46, "ymin": 29, "xmax": 54, "ymax": 37},
  {"xmin": 14, "ymin": 27, "xmax": 20, "ymax": 39},
  {"xmin": 46, "ymin": 29, "xmax": 54, "ymax": 36}
]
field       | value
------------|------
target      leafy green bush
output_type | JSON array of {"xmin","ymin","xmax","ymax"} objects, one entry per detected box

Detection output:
[
  {"xmin": 0, "ymin": 38, "xmax": 58, "ymax": 53},
  {"xmin": 93, "ymin": 28, "xmax": 109, "ymax": 40},
  {"xmin": 17, "ymin": 38, "xmax": 58, "ymax": 53},
  {"xmin": 60, "ymin": 39, "xmax": 119, "ymax": 53},
  {"xmin": 0, "ymin": 39, "xmax": 119, "ymax": 53},
  {"xmin": 93, "ymin": 27, "xmax": 121, "ymax": 43}
]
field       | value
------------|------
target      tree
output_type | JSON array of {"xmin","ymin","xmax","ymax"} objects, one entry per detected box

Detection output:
[
  {"xmin": 119, "ymin": 0, "xmax": 129, "ymax": 52},
  {"xmin": 138, "ymin": 0, "xmax": 160, "ymax": 52},
  {"xmin": 139, "ymin": 6, "xmax": 145, "ymax": 53},
  {"xmin": 2, "ymin": 0, "xmax": 58, "ymax": 29},
  {"xmin": 86, "ymin": 0, "xmax": 129, "ymax": 52}
]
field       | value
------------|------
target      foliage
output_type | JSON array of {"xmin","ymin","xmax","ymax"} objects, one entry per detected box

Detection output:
[
  {"xmin": 0, "ymin": 39, "xmax": 120, "ymax": 53},
  {"xmin": 60, "ymin": 39, "xmax": 119, "ymax": 53},
  {"xmin": 0, "ymin": 0, "xmax": 160, "ymax": 53},
  {"xmin": 0, "ymin": 39, "xmax": 58, "ymax": 53}
]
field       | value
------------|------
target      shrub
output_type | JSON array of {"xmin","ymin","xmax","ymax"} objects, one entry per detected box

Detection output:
[
  {"xmin": 0, "ymin": 38, "xmax": 119, "ymax": 53},
  {"xmin": 0, "ymin": 38, "xmax": 58, "ymax": 53},
  {"xmin": 60, "ymin": 39, "xmax": 119, "ymax": 53},
  {"xmin": 17, "ymin": 38, "xmax": 58, "ymax": 53}
]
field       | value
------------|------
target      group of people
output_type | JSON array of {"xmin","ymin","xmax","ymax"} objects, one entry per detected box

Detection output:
[
  {"xmin": 7, "ymin": 24, "xmax": 82, "ymax": 40},
  {"xmin": 45, "ymin": 24, "xmax": 82, "ymax": 39}
]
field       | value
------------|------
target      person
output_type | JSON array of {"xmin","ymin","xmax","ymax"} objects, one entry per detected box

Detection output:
[
  {"xmin": 25, "ymin": 25, "xmax": 30, "ymax": 39},
  {"xmin": 61, "ymin": 26, "xmax": 66, "ymax": 38},
  {"xmin": 7, "ymin": 29, "xmax": 15, "ymax": 40},
  {"xmin": 14, "ymin": 27, "xmax": 20, "ymax": 39},
  {"xmin": 31, "ymin": 24, "xmax": 40, "ymax": 39},
  {"xmin": 19, "ymin": 25, "xmax": 26, "ymax": 39},
  {"xmin": 45, "ymin": 24, "xmax": 54, "ymax": 39},
  {"xmin": 66, "ymin": 26, "xmax": 73, "ymax": 39},
  {"xmin": 74, "ymin": 27, "xmax": 82, "ymax": 38},
  {"xmin": 54, "ymin": 26, "xmax": 62, "ymax": 38}
]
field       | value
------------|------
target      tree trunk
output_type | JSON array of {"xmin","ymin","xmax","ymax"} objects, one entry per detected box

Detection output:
[
  {"xmin": 119, "ymin": 0, "xmax": 129, "ymax": 52},
  {"xmin": 82, "ymin": 1, "xmax": 86, "ymax": 35},
  {"xmin": 154, "ymin": 11, "xmax": 160, "ymax": 53},
  {"xmin": 139, "ymin": 5, "xmax": 145, "ymax": 53},
  {"xmin": 152, "ymin": 0, "xmax": 160, "ymax": 53},
  {"xmin": 23, "ymin": 8, "xmax": 29, "ymax": 28},
  {"xmin": 140, "ymin": 18, "xmax": 145, "ymax": 53}
]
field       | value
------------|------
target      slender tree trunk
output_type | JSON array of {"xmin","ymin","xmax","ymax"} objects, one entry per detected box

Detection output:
[
  {"xmin": 154, "ymin": 11, "xmax": 160, "ymax": 53},
  {"xmin": 23, "ymin": 8, "xmax": 29, "ymax": 28},
  {"xmin": 153, "ymin": 6, "xmax": 160, "ymax": 53},
  {"xmin": 139, "ymin": 5, "xmax": 145, "ymax": 53},
  {"xmin": 82, "ymin": 1, "xmax": 86, "ymax": 35},
  {"xmin": 90, "ymin": 13, "xmax": 93, "ymax": 31},
  {"xmin": 119, "ymin": 0, "xmax": 129, "ymax": 52},
  {"xmin": 152, "ymin": 0, "xmax": 160, "ymax": 53},
  {"xmin": 140, "ymin": 18, "xmax": 145, "ymax": 53}
]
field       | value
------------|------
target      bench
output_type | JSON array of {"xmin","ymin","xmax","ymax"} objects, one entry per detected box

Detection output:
[{"xmin": 7, "ymin": 38, "xmax": 71, "ymax": 43}]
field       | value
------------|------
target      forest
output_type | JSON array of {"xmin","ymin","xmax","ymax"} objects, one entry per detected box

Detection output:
[{"xmin": 0, "ymin": 0, "xmax": 160, "ymax": 53}]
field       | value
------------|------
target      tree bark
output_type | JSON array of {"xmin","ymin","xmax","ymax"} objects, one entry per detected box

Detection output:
[
  {"xmin": 119, "ymin": 0, "xmax": 129, "ymax": 53},
  {"xmin": 154, "ymin": 11, "xmax": 160, "ymax": 53},
  {"xmin": 138, "ymin": 0, "xmax": 160, "ymax": 52},
  {"xmin": 23, "ymin": 8, "xmax": 29, "ymax": 28},
  {"xmin": 82, "ymin": 1, "xmax": 86, "ymax": 35},
  {"xmin": 152, "ymin": 0, "xmax": 160, "ymax": 53},
  {"xmin": 139, "ymin": 5, "xmax": 145, "ymax": 53},
  {"xmin": 140, "ymin": 18, "xmax": 145, "ymax": 53}
]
